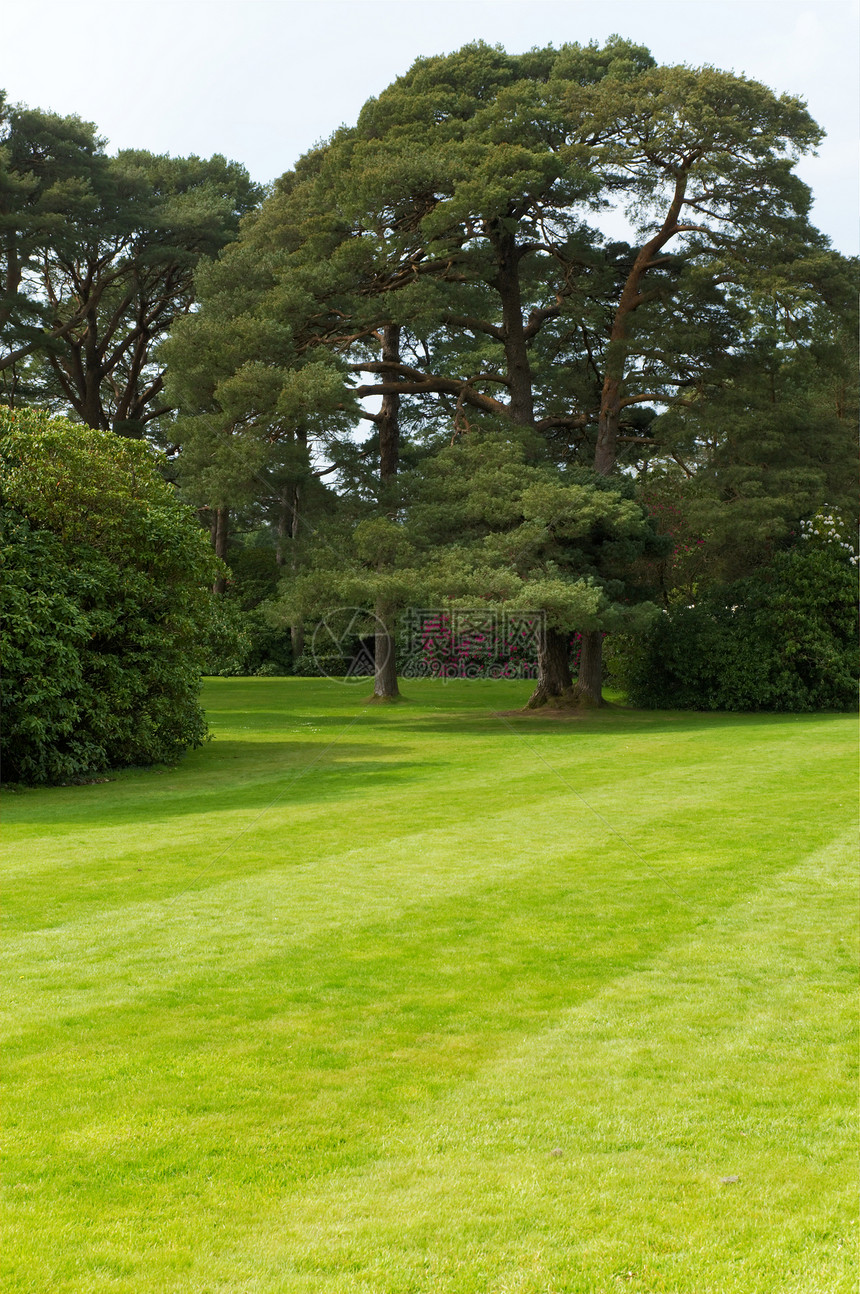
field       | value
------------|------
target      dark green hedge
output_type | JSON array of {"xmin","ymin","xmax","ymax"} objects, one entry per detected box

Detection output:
[{"xmin": 623, "ymin": 545, "xmax": 858, "ymax": 712}]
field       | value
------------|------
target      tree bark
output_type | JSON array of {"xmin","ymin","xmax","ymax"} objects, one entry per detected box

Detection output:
[
  {"xmin": 378, "ymin": 325, "xmax": 401, "ymax": 486},
  {"xmin": 493, "ymin": 225, "xmax": 534, "ymax": 427},
  {"xmin": 527, "ymin": 628, "xmax": 573, "ymax": 708},
  {"xmin": 275, "ymin": 478, "xmax": 305, "ymax": 660},
  {"xmin": 372, "ymin": 601, "xmax": 399, "ymax": 700},
  {"xmin": 594, "ymin": 372, "xmax": 623, "ymax": 476},
  {"xmin": 498, "ymin": 238, "xmax": 573, "ymax": 697},
  {"xmin": 372, "ymin": 324, "xmax": 402, "ymax": 700},
  {"xmin": 211, "ymin": 506, "xmax": 229, "ymax": 595},
  {"xmin": 290, "ymin": 482, "xmax": 305, "ymax": 655},
  {"xmin": 584, "ymin": 193, "xmax": 693, "ymax": 697},
  {"xmin": 275, "ymin": 485, "xmax": 290, "ymax": 570},
  {"xmin": 82, "ymin": 304, "xmax": 107, "ymax": 429},
  {"xmin": 571, "ymin": 629, "xmax": 604, "ymax": 707},
  {"xmin": 492, "ymin": 225, "xmax": 574, "ymax": 700},
  {"xmin": 594, "ymin": 172, "xmax": 690, "ymax": 478},
  {"xmin": 272, "ymin": 425, "xmax": 310, "ymax": 663}
]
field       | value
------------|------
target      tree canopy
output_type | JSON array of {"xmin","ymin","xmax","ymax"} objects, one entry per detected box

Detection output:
[
  {"xmin": 159, "ymin": 39, "xmax": 855, "ymax": 705},
  {"xmin": 2, "ymin": 43, "xmax": 856, "ymax": 719},
  {"xmin": 0, "ymin": 94, "xmax": 260, "ymax": 433}
]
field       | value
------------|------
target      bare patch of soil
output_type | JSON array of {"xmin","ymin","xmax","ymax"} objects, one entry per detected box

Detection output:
[{"xmin": 494, "ymin": 703, "xmax": 626, "ymax": 721}]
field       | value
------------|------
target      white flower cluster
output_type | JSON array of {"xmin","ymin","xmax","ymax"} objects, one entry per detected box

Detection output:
[{"xmin": 799, "ymin": 510, "xmax": 859, "ymax": 566}]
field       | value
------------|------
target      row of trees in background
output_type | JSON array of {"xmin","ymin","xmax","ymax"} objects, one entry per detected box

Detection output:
[
  {"xmin": 161, "ymin": 39, "xmax": 857, "ymax": 706},
  {"xmin": 1, "ymin": 39, "xmax": 857, "ymax": 779}
]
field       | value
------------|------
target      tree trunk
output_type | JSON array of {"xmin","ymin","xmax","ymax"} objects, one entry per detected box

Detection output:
[
  {"xmin": 594, "ymin": 372, "xmax": 623, "ymax": 476},
  {"xmin": 275, "ymin": 479, "xmax": 306, "ymax": 660},
  {"xmin": 291, "ymin": 485, "xmax": 305, "ymax": 657},
  {"xmin": 572, "ymin": 630, "xmax": 604, "ymax": 707},
  {"xmin": 275, "ymin": 485, "xmax": 290, "ymax": 570},
  {"xmin": 585, "ymin": 320, "xmax": 626, "ymax": 698},
  {"xmin": 527, "ymin": 628, "xmax": 573, "ymax": 708},
  {"xmin": 372, "ymin": 600, "xmax": 399, "ymax": 701},
  {"xmin": 580, "ymin": 176, "xmax": 694, "ymax": 701},
  {"xmin": 378, "ymin": 325, "xmax": 401, "ymax": 486},
  {"xmin": 273, "ymin": 427, "xmax": 310, "ymax": 664},
  {"xmin": 578, "ymin": 365, "xmax": 617, "ymax": 697},
  {"xmin": 494, "ymin": 226, "xmax": 534, "ymax": 426},
  {"xmin": 211, "ymin": 506, "xmax": 229, "ymax": 595},
  {"xmin": 291, "ymin": 621, "xmax": 305, "ymax": 661},
  {"xmin": 372, "ymin": 324, "xmax": 402, "ymax": 700},
  {"xmin": 82, "ymin": 306, "xmax": 106, "ymax": 429}
]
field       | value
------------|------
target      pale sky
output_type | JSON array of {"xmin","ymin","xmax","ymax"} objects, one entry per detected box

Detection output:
[{"xmin": 2, "ymin": 0, "xmax": 858, "ymax": 253}]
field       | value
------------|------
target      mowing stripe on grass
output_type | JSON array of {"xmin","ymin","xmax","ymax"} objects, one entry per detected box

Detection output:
[{"xmin": 2, "ymin": 682, "xmax": 856, "ymax": 1293}]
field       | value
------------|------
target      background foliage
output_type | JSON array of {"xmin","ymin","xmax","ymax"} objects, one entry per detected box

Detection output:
[
  {"xmin": 1, "ymin": 42, "xmax": 857, "ymax": 723},
  {"xmin": 618, "ymin": 538, "xmax": 858, "ymax": 712}
]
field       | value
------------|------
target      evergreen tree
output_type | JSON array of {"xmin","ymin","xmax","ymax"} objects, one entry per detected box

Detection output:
[
  {"xmin": 1, "ymin": 94, "xmax": 260, "ymax": 432},
  {"xmin": 164, "ymin": 40, "xmax": 840, "ymax": 708}
]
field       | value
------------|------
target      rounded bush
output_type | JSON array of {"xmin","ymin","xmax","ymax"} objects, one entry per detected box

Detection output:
[
  {"xmin": 1, "ymin": 408, "xmax": 219, "ymax": 783},
  {"xmin": 623, "ymin": 545, "xmax": 858, "ymax": 712}
]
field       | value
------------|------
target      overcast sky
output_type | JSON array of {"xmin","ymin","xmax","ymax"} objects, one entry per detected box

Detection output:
[{"xmin": 2, "ymin": 0, "xmax": 858, "ymax": 253}]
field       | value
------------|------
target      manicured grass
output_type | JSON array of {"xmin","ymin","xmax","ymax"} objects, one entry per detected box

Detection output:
[{"xmin": 2, "ymin": 678, "xmax": 857, "ymax": 1293}]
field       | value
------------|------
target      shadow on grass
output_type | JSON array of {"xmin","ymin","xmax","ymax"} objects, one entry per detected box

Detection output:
[
  {"xmin": 204, "ymin": 699, "xmax": 849, "ymax": 744},
  {"xmin": 8, "ymin": 684, "xmax": 851, "ymax": 826},
  {"xmin": 8, "ymin": 742, "xmax": 427, "ymax": 828},
  {"xmin": 296, "ymin": 704, "xmax": 848, "ymax": 741}
]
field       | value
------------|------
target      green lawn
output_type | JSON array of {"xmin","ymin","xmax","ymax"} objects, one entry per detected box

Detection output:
[{"xmin": 3, "ymin": 678, "xmax": 857, "ymax": 1293}]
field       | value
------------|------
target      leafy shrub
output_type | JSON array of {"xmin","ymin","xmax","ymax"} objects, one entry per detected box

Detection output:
[
  {"xmin": 242, "ymin": 611, "xmax": 294, "ymax": 676},
  {"xmin": 227, "ymin": 546, "xmax": 282, "ymax": 610},
  {"xmin": 292, "ymin": 651, "xmax": 324, "ymax": 677},
  {"xmin": 624, "ymin": 544, "xmax": 858, "ymax": 712},
  {"xmin": 200, "ymin": 597, "xmax": 253, "ymax": 676},
  {"xmin": 254, "ymin": 661, "xmax": 284, "ymax": 677},
  {"xmin": 1, "ymin": 409, "xmax": 219, "ymax": 783},
  {"xmin": 199, "ymin": 599, "xmax": 295, "ymax": 677}
]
